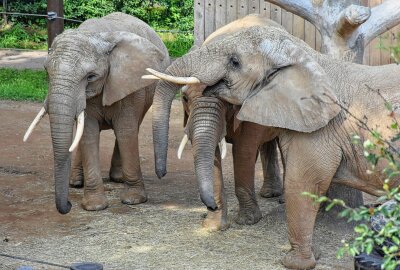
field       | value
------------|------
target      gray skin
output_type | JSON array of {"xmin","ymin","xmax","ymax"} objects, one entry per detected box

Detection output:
[
  {"xmin": 151, "ymin": 24, "xmax": 400, "ymax": 269},
  {"xmin": 151, "ymin": 15, "xmax": 283, "ymax": 231},
  {"xmin": 41, "ymin": 12, "xmax": 169, "ymax": 214},
  {"xmin": 181, "ymin": 86, "xmax": 282, "ymax": 231},
  {"xmin": 70, "ymin": 135, "xmax": 123, "ymax": 187}
]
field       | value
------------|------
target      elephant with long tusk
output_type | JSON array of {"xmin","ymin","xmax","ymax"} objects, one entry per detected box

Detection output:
[
  {"xmin": 145, "ymin": 15, "xmax": 284, "ymax": 231},
  {"xmin": 146, "ymin": 21, "xmax": 400, "ymax": 269},
  {"xmin": 24, "ymin": 12, "xmax": 170, "ymax": 214}
]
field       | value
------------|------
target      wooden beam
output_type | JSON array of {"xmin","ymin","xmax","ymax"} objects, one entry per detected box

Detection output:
[{"xmin": 47, "ymin": 0, "xmax": 64, "ymax": 49}]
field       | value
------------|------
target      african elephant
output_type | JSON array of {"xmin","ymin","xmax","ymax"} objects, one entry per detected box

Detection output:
[
  {"xmin": 147, "ymin": 24, "xmax": 400, "ymax": 269},
  {"xmin": 180, "ymin": 88, "xmax": 282, "ymax": 231},
  {"xmin": 24, "ymin": 12, "xmax": 170, "ymax": 214},
  {"xmin": 171, "ymin": 15, "xmax": 283, "ymax": 232}
]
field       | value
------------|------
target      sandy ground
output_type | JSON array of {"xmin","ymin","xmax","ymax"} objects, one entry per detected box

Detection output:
[{"xmin": 0, "ymin": 49, "xmax": 355, "ymax": 269}]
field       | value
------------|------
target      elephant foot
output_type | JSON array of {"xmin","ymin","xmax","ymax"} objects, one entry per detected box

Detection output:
[
  {"xmin": 282, "ymin": 249, "xmax": 316, "ymax": 270},
  {"xmin": 235, "ymin": 206, "xmax": 262, "ymax": 225},
  {"xmin": 109, "ymin": 167, "xmax": 123, "ymax": 183},
  {"xmin": 81, "ymin": 193, "xmax": 109, "ymax": 211},
  {"xmin": 121, "ymin": 185, "xmax": 147, "ymax": 205},
  {"xmin": 202, "ymin": 209, "xmax": 229, "ymax": 232},
  {"xmin": 259, "ymin": 186, "xmax": 282, "ymax": 198}
]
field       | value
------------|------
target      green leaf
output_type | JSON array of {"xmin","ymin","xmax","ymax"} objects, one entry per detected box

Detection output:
[{"xmin": 388, "ymin": 245, "xmax": 398, "ymax": 253}]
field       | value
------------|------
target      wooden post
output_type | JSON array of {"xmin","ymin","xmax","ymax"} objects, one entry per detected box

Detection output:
[
  {"xmin": 47, "ymin": 0, "xmax": 64, "ymax": 49},
  {"xmin": 2, "ymin": 0, "xmax": 7, "ymax": 25}
]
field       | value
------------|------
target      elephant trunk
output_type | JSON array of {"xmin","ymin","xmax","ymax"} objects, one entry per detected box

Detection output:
[
  {"xmin": 48, "ymin": 83, "xmax": 80, "ymax": 214},
  {"xmin": 152, "ymin": 47, "xmax": 226, "ymax": 179},
  {"xmin": 152, "ymin": 56, "xmax": 196, "ymax": 178},
  {"xmin": 189, "ymin": 97, "xmax": 226, "ymax": 210}
]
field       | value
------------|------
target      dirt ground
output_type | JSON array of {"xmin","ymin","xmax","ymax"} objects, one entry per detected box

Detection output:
[
  {"xmin": 0, "ymin": 49, "xmax": 47, "ymax": 70},
  {"xmin": 0, "ymin": 49, "xmax": 356, "ymax": 269}
]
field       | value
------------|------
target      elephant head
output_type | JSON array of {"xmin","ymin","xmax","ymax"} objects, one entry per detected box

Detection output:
[
  {"xmin": 149, "ymin": 24, "xmax": 341, "ymax": 209},
  {"xmin": 25, "ymin": 29, "xmax": 166, "ymax": 214}
]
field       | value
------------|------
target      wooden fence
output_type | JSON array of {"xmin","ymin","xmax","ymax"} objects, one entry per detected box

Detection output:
[{"xmin": 194, "ymin": 0, "xmax": 400, "ymax": 65}]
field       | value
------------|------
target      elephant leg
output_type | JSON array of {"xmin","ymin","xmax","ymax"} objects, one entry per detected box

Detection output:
[
  {"xmin": 109, "ymin": 140, "xmax": 123, "ymax": 183},
  {"xmin": 116, "ymin": 128, "xmax": 147, "ymax": 205},
  {"xmin": 233, "ymin": 135, "xmax": 262, "ymax": 225},
  {"xmin": 81, "ymin": 117, "xmax": 108, "ymax": 211},
  {"xmin": 202, "ymin": 146, "xmax": 228, "ymax": 232},
  {"xmin": 70, "ymin": 145, "xmax": 84, "ymax": 188},
  {"xmin": 259, "ymin": 139, "xmax": 283, "ymax": 198},
  {"xmin": 280, "ymin": 135, "xmax": 341, "ymax": 269}
]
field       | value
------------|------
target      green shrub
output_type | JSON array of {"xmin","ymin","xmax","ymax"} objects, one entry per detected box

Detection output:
[
  {"xmin": 2, "ymin": 0, "xmax": 194, "ymax": 31},
  {"xmin": 159, "ymin": 32, "xmax": 193, "ymax": 57},
  {"xmin": 1, "ymin": 1, "xmax": 194, "ymax": 54},
  {"xmin": 0, "ymin": 23, "xmax": 47, "ymax": 49}
]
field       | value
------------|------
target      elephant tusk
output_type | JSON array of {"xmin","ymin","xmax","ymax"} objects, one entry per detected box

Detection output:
[
  {"xmin": 219, "ymin": 138, "xmax": 227, "ymax": 159},
  {"xmin": 181, "ymin": 85, "xmax": 189, "ymax": 93},
  {"xmin": 177, "ymin": 134, "xmax": 189, "ymax": 159},
  {"xmin": 146, "ymin": 68, "xmax": 200, "ymax": 85},
  {"xmin": 23, "ymin": 107, "xmax": 47, "ymax": 142},
  {"xmin": 142, "ymin": 74, "xmax": 160, "ymax": 80},
  {"xmin": 69, "ymin": 111, "xmax": 85, "ymax": 152}
]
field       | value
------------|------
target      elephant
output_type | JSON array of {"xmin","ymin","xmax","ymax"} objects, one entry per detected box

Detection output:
[
  {"xmin": 146, "ymin": 23, "xmax": 400, "ymax": 269},
  {"xmin": 24, "ymin": 12, "xmax": 170, "ymax": 214},
  {"xmin": 180, "ymin": 86, "xmax": 282, "ymax": 231},
  {"xmin": 169, "ymin": 15, "xmax": 284, "ymax": 232}
]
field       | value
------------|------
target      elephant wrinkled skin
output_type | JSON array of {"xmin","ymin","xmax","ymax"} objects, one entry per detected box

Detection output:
[
  {"xmin": 149, "ymin": 22, "xmax": 400, "ymax": 269},
  {"xmin": 25, "ymin": 12, "xmax": 170, "ymax": 214},
  {"xmin": 180, "ymin": 85, "xmax": 282, "ymax": 231},
  {"xmin": 150, "ymin": 15, "xmax": 284, "ymax": 231}
]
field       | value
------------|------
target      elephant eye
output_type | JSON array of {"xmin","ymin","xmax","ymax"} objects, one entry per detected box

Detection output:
[
  {"xmin": 87, "ymin": 73, "xmax": 98, "ymax": 82},
  {"xmin": 229, "ymin": 55, "xmax": 241, "ymax": 69}
]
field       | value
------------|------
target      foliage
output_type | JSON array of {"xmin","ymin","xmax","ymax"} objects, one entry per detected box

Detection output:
[
  {"xmin": 3, "ymin": 0, "xmax": 47, "ymax": 26},
  {"xmin": 303, "ymin": 97, "xmax": 400, "ymax": 270},
  {"xmin": 0, "ymin": 23, "xmax": 47, "ymax": 50},
  {"xmin": 0, "ymin": 1, "xmax": 194, "ymax": 55},
  {"xmin": 159, "ymin": 32, "xmax": 193, "ymax": 57},
  {"xmin": 0, "ymin": 68, "xmax": 47, "ymax": 101},
  {"xmin": 2, "ymin": 0, "xmax": 193, "ymax": 31}
]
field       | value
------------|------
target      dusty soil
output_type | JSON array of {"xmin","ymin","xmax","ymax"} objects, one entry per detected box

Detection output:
[{"xmin": 0, "ymin": 99, "xmax": 357, "ymax": 270}]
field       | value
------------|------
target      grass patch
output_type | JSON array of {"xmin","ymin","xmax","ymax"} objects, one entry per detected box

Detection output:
[{"xmin": 0, "ymin": 68, "xmax": 48, "ymax": 101}]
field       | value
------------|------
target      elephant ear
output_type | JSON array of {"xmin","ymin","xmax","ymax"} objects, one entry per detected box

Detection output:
[
  {"xmin": 237, "ymin": 39, "xmax": 341, "ymax": 133},
  {"xmin": 100, "ymin": 32, "xmax": 167, "ymax": 106}
]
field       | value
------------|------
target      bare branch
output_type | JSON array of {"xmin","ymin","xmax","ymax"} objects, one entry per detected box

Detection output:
[
  {"xmin": 356, "ymin": 0, "xmax": 400, "ymax": 46},
  {"xmin": 336, "ymin": 5, "xmax": 371, "ymax": 37},
  {"xmin": 265, "ymin": 0, "xmax": 317, "ymax": 26}
]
